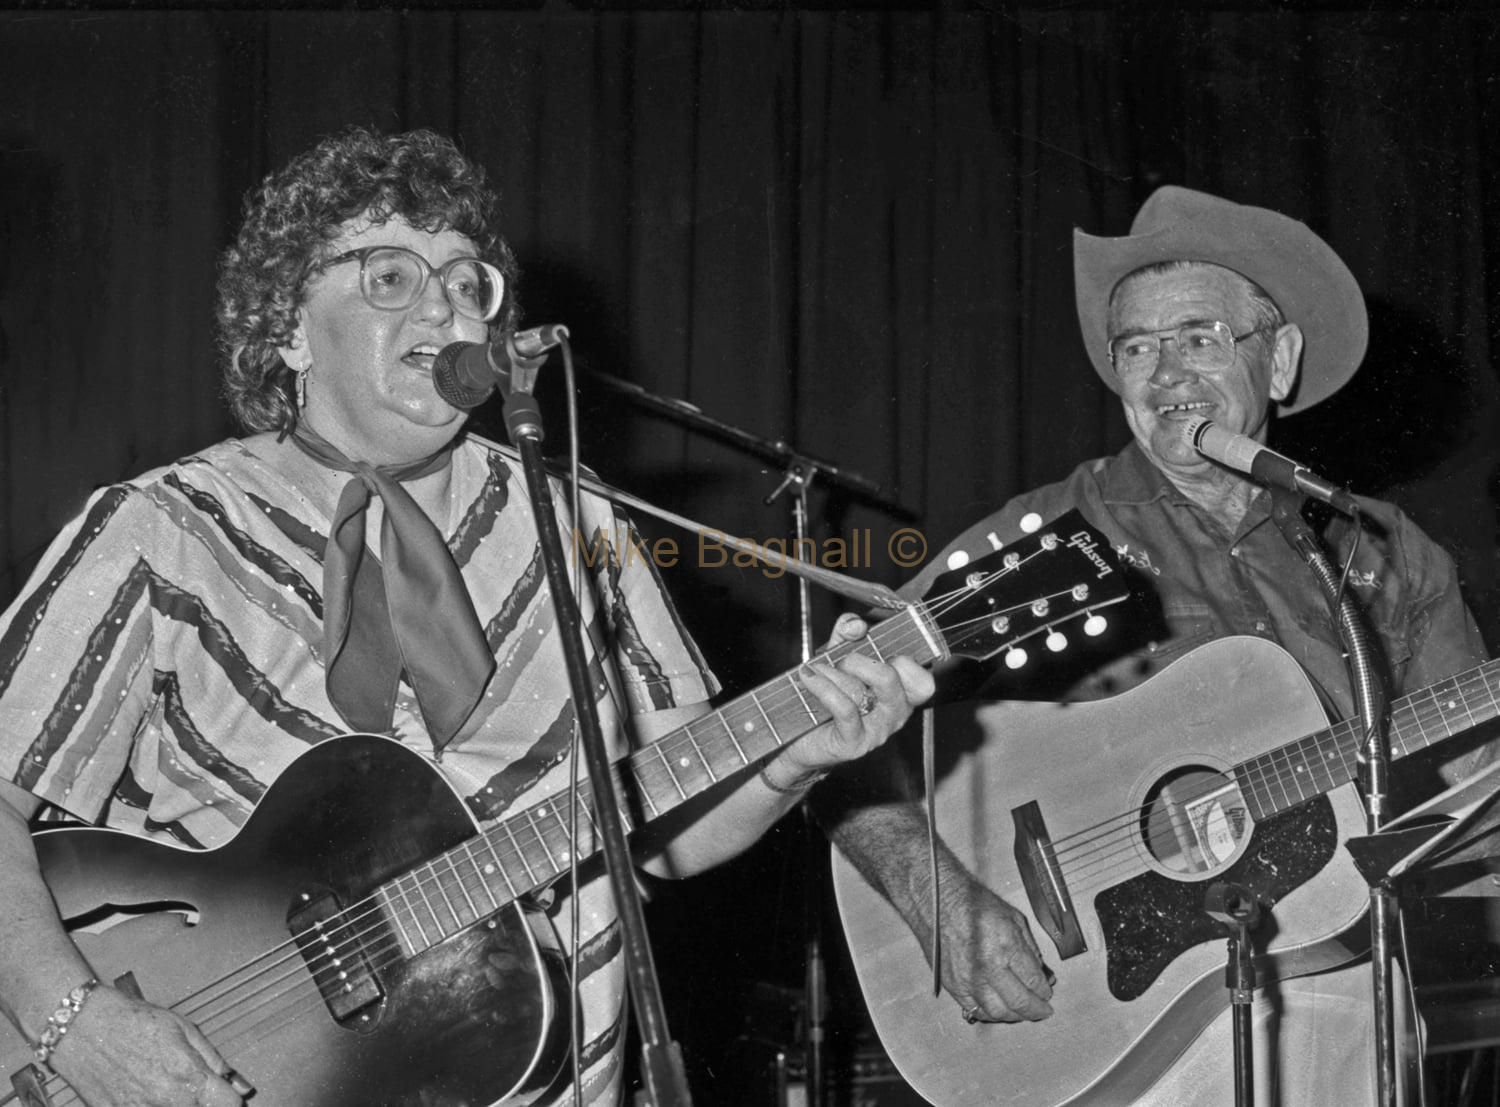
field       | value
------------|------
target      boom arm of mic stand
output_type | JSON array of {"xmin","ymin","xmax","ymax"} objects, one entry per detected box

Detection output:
[
  {"xmin": 502, "ymin": 388, "xmax": 694, "ymax": 1107},
  {"xmin": 586, "ymin": 368, "xmax": 913, "ymax": 519}
]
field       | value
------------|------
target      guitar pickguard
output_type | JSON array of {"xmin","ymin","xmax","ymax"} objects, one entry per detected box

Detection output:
[{"xmin": 1096, "ymin": 796, "xmax": 1339, "ymax": 1002}]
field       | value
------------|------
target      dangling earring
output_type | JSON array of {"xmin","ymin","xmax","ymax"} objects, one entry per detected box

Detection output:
[{"xmin": 295, "ymin": 364, "xmax": 310, "ymax": 409}]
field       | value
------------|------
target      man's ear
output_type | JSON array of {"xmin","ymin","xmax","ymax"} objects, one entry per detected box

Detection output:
[{"xmin": 1268, "ymin": 322, "xmax": 1303, "ymax": 403}]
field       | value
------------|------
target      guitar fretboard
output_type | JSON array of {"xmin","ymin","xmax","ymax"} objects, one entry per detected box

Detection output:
[
  {"xmin": 1235, "ymin": 657, "xmax": 1500, "ymax": 821},
  {"xmin": 376, "ymin": 604, "xmax": 944, "ymax": 954}
]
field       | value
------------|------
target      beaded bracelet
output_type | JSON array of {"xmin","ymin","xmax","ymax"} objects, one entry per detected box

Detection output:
[
  {"xmin": 32, "ymin": 977, "xmax": 100, "ymax": 1072},
  {"xmin": 757, "ymin": 763, "xmax": 829, "ymax": 796}
]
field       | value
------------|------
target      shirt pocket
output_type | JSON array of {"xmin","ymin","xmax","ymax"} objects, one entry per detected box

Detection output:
[{"xmin": 1368, "ymin": 617, "xmax": 1414, "ymax": 693}]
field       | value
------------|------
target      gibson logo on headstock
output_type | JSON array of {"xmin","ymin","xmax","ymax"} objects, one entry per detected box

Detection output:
[{"xmin": 1068, "ymin": 531, "xmax": 1115, "ymax": 580}]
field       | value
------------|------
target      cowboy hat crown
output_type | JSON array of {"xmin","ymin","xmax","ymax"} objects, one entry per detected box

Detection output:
[{"xmin": 1073, "ymin": 185, "xmax": 1367, "ymax": 414}]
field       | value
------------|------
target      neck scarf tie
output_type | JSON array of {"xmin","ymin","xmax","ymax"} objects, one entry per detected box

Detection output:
[{"xmin": 291, "ymin": 425, "xmax": 494, "ymax": 752}]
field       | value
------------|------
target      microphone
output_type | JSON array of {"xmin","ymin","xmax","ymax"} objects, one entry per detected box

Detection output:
[
  {"xmin": 1181, "ymin": 415, "xmax": 1359, "ymax": 515},
  {"xmin": 432, "ymin": 324, "xmax": 569, "ymax": 410}
]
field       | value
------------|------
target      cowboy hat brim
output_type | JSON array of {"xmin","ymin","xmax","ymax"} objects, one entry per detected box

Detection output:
[{"xmin": 1073, "ymin": 186, "xmax": 1368, "ymax": 416}]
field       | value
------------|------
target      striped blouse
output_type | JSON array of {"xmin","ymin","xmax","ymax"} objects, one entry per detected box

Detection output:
[{"xmin": 0, "ymin": 433, "xmax": 718, "ymax": 1105}]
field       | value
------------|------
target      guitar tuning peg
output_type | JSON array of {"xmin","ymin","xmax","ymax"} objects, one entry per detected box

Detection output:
[
  {"xmin": 1004, "ymin": 646, "xmax": 1028, "ymax": 670},
  {"xmin": 1084, "ymin": 612, "xmax": 1108, "ymax": 637},
  {"xmin": 1045, "ymin": 629, "xmax": 1067, "ymax": 652}
]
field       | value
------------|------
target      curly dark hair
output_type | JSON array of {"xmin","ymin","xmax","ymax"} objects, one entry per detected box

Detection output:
[{"xmin": 217, "ymin": 127, "xmax": 520, "ymax": 433}]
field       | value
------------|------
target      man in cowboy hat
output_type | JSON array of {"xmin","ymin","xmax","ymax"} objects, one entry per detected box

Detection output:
[{"xmin": 823, "ymin": 186, "xmax": 1493, "ymax": 1104}]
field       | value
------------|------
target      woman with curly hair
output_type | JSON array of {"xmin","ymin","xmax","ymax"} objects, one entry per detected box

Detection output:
[{"xmin": 0, "ymin": 128, "xmax": 931, "ymax": 1107}]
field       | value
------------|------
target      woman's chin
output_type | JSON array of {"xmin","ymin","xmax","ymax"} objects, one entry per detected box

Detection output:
[{"xmin": 390, "ymin": 385, "xmax": 470, "ymax": 430}]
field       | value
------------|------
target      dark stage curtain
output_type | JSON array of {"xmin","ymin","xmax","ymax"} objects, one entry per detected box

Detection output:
[{"xmin": 3, "ymin": 7, "xmax": 1499, "ymax": 1099}]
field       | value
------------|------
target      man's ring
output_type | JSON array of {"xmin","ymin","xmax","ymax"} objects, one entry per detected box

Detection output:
[
  {"xmin": 962, "ymin": 1005, "xmax": 982, "ymax": 1024},
  {"xmin": 857, "ymin": 689, "xmax": 877, "ymax": 716}
]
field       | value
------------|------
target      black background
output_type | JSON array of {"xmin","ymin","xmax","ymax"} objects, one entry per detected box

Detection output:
[{"xmin": 3, "ymin": 6, "xmax": 1498, "ymax": 1101}]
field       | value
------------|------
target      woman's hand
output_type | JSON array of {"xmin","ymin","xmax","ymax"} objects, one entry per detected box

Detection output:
[{"xmin": 47, "ymin": 985, "xmax": 249, "ymax": 1107}]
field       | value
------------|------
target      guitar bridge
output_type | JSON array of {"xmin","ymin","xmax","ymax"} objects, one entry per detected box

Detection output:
[
  {"xmin": 1012, "ymin": 801, "xmax": 1086, "ymax": 959},
  {"xmin": 288, "ymin": 887, "xmax": 386, "ymax": 1026}
]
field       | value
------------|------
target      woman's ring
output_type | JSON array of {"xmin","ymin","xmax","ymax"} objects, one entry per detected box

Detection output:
[
  {"xmin": 962, "ymin": 1005, "xmax": 982, "ymax": 1024},
  {"xmin": 857, "ymin": 689, "xmax": 877, "ymax": 715}
]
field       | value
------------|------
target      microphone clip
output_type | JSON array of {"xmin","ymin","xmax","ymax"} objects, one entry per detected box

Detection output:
[{"xmin": 502, "ymin": 332, "xmax": 548, "ymax": 397}]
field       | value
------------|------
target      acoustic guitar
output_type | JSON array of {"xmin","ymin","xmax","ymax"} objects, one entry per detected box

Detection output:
[
  {"xmin": 833, "ymin": 635, "xmax": 1500, "ymax": 1106},
  {"xmin": 2, "ymin": 512, "xmax": 1127, "ymax": 1107}
]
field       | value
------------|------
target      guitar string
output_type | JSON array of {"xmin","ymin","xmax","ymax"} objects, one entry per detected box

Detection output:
[
  {"xmin": 1042, "ymin": 659, "xmax": 1499, "ymax": 878},
  {"xmin": 108, "ymin": 633, "xmax": 1428, "ymax": 1074},
  {"xmin": 54, "ymin": 608, "xmax": 1489, "ymax": 1100},
  {"xmin": 1016, "ymin": 661, "xmax": 1500, "ymax": 899},
  {"xmin": 172, "ymin": 609, "xmax": 1488, "ymax": 1092},
  {"xmin": 35, "ymin": 672, "xmax": 1476, "ymax": 1104},
  {"xmin": 1037, "ymin": 657, "xmax": 1500, "ymax": 871},
  {"xmin": 34, "ymin": 557, "xmax": 1100, "ymax": 1097},
  {"xmin": 1036, "ymin": 721, "xmax": 1378, "ymax": 893},
  {"xmin": 46, "ymin": 540, "xmax": 1500, "ymax": 1086},
  {"xmin": 110, "ymin": 594, "xmax": 963, "ymax": 1078}
]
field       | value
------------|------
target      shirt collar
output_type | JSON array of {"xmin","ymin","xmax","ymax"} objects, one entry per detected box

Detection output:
[
  {"xmin": 1102, "ymin": 439, "xmax": 1274, "ymax": 540},
  {"xmin": 1100, "ymin": 441, "xmax": 1185, "ymax": 506}
]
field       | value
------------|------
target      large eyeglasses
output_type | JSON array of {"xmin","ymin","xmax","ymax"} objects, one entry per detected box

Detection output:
[
  {"xmin": 322, "ymin": 246, "xmax": 505, "ymax": 323},
  {"xmin": 1108, "ymin": 320, "xmax": 1277, "ymax": 376}
]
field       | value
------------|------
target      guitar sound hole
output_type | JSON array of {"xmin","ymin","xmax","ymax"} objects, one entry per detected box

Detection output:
[{"xmin": 1140, "ymin": 765, "xmax": 1251, "ymax": 876}]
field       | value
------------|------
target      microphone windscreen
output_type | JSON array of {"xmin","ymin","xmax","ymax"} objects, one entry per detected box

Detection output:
[
  {"xmin": 433, "ymin": 342, "xmax": 496, "ymax": 410},
  {"xmin": 1181, "ymin": 416, "xmax": 1260, "ymax": 471}
]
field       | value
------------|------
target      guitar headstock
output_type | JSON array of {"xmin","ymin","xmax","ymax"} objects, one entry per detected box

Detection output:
[{"xmin": 919, "ymin": 510, "xmax": 1129, "ymax": 667}]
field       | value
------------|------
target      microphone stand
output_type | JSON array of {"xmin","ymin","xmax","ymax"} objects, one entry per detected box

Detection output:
[
  {"xmin": 1269, "ymin": 488, "xmax": 1397, "ymax": 1106},
  {"xmin": 596, "ymin": 368, "xmax": 898, "ymax": 1105},
  {"xmin": 763, "ymin": 457, "xmax": 826, "ymax": 1107},
  {"xmin": 1204, "ymin": 883, "xmax": 1264, "ymax": 1107},
  {"xmin": 501, "ymin": 363, "xmax": 693, "ymax": 1107},
  {"xmin": 587, "ymin": 365, "xmax": 899, "ymax": 1104}
]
